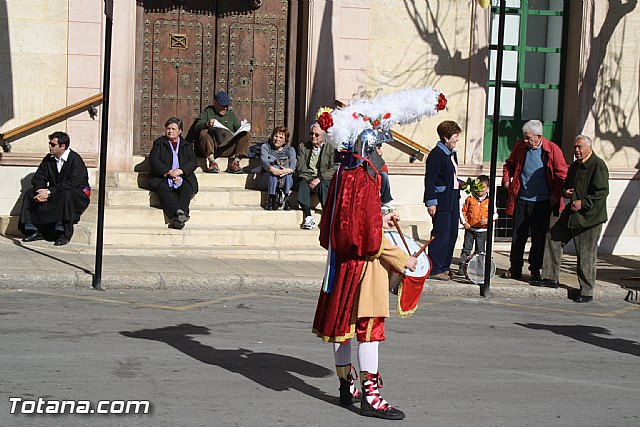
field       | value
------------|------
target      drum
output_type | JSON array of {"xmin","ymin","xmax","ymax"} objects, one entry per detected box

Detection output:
[
  {"xmin": 383, "ymin": 230, "xmax": 432, "ymax": 279},
  {"xmin": 462, "ymin": 253, "xmax": 495, "ymax": 285},
  {"xmin": 383, "ymin": 230, "xmax": 432, "ymax": 318}
]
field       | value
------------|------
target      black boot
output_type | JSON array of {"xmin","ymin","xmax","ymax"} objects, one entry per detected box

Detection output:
[
  {"xmin": 359, "ymin": 372, "xmax": 405, "ymax": 420},
  {"xmin": 337, "ymin": 364, "xmax": 361, "ymax": 406},
  {"xmin": 266, "ymin": 195, "xmax": 277, "ymax": 211},
  {"xmin": 283, "ymin": 194, "xmax": 291, "ymax": 211}
]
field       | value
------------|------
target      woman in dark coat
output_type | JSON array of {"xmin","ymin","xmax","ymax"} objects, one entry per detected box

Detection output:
[
  {"xmin": 148, "ymin": 117, "xmax": 199, "ymax": 229},
  {"xmin": 423, "ymin": 120, "xmax": 462, "ymax": 279}
]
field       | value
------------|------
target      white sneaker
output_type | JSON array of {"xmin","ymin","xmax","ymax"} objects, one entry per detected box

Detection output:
[{"xmin": 301, "ymin": 216, "xmax": 316, "ymax": 230}]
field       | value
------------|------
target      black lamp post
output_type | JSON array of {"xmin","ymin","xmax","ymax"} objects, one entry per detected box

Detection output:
[
  {"xmin": 481, "ymin": 0, "xmax": 506, "ymax": 298},
  {"xmin": 92, "ymin": 0, "xmax": 114, "ymax": 291}
]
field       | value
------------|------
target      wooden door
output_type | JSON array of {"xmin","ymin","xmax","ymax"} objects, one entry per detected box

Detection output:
[
  {"xmin": 216, "ymin": 0, "xmax": 289, "ymax": 143},
  {"xmin": 137, "ymin": 0, "xmax": 289, "ymax": 154},
  {"xmin": 139, "ymin": 1, "xmax": 216, "ymax": 153}
]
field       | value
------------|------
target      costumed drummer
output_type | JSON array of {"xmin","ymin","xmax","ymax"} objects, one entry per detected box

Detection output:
[
  {"xmin": 311, "ymin": 87, "xmax": 445, "ymax": 421},
  {"xmin": 313, "ymin": 87, "xmax": 446, "ymax": 420}
]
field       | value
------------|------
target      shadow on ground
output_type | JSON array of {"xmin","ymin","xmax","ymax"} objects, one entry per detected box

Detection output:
[
  {"xmin": 516, "ymin": 323, "xmax": 640, "ymax": 358},
  {"xmin": 121, "ymin": 323, "xmax": 346, "ymax": 407}
]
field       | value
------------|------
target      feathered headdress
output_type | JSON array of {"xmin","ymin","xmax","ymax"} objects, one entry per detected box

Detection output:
[{"xmin": 316, "ymin": 86, "xmax": 447, "ymax": 150}]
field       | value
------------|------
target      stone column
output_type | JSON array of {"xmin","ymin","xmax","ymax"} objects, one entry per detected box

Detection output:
[{"xmin": 105, "ymin": 0, "xmax": 137, "ymax": 171}]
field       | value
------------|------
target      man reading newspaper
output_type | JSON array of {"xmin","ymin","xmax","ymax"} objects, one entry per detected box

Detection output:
[{"xmin": 192, "ymin": 91, "xmax": 251, "ymax": 174}]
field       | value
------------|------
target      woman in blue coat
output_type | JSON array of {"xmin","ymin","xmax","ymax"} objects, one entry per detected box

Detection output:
[{"xmin": 423, "ymin": 120, "xmax": 462, "ymax": 279}]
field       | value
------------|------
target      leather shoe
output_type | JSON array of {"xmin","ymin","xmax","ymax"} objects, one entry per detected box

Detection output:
[
  {"xmin": 500, "ymin": 269, "xmax": 522, "ymax": 280},
  {"xmin": 54, "ymin": 235, "xmax": 69, "ymax": 246},
  {"xmin": 573, "ymin": 295, "xmax": 593, "ymax": 303},
  {"xmin": 531, "ymin": 278, "xmax": 559, "ymax": 288},
  {"xmin": 175, "ymin": 209, "xmax": 190, "ymax": 223},
  {"xmin": 22, "ymin": 232, "xmax": 44, "ymax": 242},
  {"xmin": 530, "ymin": 270, "xmax": 542, "ymax": 282},
  {"xmin": 430, "ymin": 272, "xmax": 450, "ymax": 281},
  {"xmin": 360, "ymin": 399, "xmax": 405, "ymax": 420},
  {"xmin": 168, "ymin": 218, "xmax": 185, "ymax": 230}
]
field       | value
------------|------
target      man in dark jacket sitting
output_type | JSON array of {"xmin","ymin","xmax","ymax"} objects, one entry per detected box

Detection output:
[
  {"xmin": 148, "ymin": 117, "xmax": 199, "ymax": 229},
  {"xmin": 19, "ymin": 131, "xmax": 91, "ymax": 246}
]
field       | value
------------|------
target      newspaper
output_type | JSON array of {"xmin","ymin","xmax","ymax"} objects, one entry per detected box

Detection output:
[{"xmin": 208, "ymin": 119, "xmax": 251, "ymax": 146}]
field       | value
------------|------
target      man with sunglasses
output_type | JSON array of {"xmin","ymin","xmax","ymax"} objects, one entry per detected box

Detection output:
[
  {"xmin": 295, "ymin": 123, "xmax": 339, "ymax": 230},
  {"xmin": 18, "ymin": 131, "xmax": 91, "ymax": 246}
]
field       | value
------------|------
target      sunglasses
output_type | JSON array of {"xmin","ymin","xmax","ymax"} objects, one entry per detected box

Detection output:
[{"xmin": 49, "ymin": 142, "xmax": 59, "ymax": 147}]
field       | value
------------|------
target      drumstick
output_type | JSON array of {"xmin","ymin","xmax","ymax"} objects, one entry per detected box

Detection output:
[
  {"xmin": 413, "ymin": 236, "xmax": 435, "ymax": 258},
  {"xmin": 391, "ymin": 217, "xmax": 411, "ymax": 253}
]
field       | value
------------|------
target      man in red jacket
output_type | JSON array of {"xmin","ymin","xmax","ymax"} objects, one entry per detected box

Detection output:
[{"xmin": 501, "ymin": 120, "xmax": 567, "ymax": 282}]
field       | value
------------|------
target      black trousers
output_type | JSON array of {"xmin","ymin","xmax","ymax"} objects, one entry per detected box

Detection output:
[
  {"xmin": 19, "ymin": 187, "xmax": 89, "ymax": 240},
  {"xmin": 509, "ymin": 199, "xmax": 551, "ymax": 273},
  {"xmin": 296, "ymin": 179, "xmax": 330, "ymax": 209},
  {"xmin": 154, "ymin": 181, "xmax": 194, "ymax": 219}
]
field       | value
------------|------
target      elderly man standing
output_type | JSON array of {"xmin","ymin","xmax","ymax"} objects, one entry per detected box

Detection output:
[
  {"xmin": 295, "ymin": 123, "xmax": 339, "ymax": 230},
  {"xmin": 534, "ymin": 135, "xmax": 609, "ymax": 302},
  {"xmin": 501, "ymin": 120, "xmax": 567, "ymax": 282},
  {"xmin": 19, "ymin": 131, "xmax": 91, "ymax": 246}
]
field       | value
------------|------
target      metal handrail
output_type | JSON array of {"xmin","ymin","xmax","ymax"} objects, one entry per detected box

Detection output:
[
  {"xmin": 0, "ymin": 93, "xmax": 104, "ymax": 151},
  {"xmin": 332, "ymin": 99, "xmax": 430, "ymax": 159}
]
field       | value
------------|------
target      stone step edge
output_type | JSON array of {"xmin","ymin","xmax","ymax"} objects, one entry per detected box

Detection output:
[
  {"xmin": 77, "ymin": 246, "xmax": 329, "ymax": 261},
  {"xmin": 101, "ymin": 223, "xmax": 322, "ymax": 232}
]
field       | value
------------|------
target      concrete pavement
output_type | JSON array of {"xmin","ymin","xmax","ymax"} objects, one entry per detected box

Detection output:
[{"xmin": 1, "ymin": 235, "xmax": 638, "ymax": 301}]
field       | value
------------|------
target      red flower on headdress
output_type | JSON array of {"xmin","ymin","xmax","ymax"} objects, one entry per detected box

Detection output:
[
  {"xmin": 383, "ymin": 112, "xmax": 391, "ymax": 119},
  {"xmin": 363, "ymin": 116, "xmax": 369, "ymax": 122},
  {"xmin": 352, "ymin": 112, "xmax": 358, "ymax": 119},
  {"xmin": 437, "ymin": 93, "xmax": 447, "ymax": 111},
  {"xmin": 373, "ymin": 120, "xmax": 381, "ymax": 127},
  {"xmin": 317, "ymin": 111, "xmax": 334, "ymax": 131}
]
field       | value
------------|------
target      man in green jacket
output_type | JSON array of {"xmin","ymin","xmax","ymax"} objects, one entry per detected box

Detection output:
[
  {"xmin": 295, "ymin": 123, "xmax": 339, "ymax": 230},
  {"xmin": 192, "ymin": 91, "xmax": 250, "ymax": 174},
  {"xmin": 534, "ymin": 135, "xmax": 609, "ymax": 302}
]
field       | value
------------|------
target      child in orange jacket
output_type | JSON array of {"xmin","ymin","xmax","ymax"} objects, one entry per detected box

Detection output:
[{"xmin": 458, "ymin": 175, "xmax": 497, "ymax": 272}]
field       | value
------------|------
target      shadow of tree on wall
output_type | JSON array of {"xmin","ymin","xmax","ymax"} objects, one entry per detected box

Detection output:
[
  {"xmin": 0, "ymin": 0, "xmax": 14, "ymax": 129},
  {"xmin": 580, "ymin": 0, "xmax": 638, "ymax": 151},
  {"xmin": 584, "ymin": 0, "xmax": 640, "ymax": 253},
  {"xmin": 308, "ymin": 1, "xmax": 335, "ymax": 124},
  {"xmin": 363, "ymin": 0, "xmax": 486, "ymax": 94}
]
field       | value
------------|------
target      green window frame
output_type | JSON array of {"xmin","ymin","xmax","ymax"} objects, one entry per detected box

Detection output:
[{"xmin": 483, "ymin": 0, "xmax": 570, "ymax": 163}]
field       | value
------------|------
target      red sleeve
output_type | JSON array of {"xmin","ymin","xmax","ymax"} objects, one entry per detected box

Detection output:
[{"xmin": 502, "ymin": 141, "xmax": 520, "ymax": 185}]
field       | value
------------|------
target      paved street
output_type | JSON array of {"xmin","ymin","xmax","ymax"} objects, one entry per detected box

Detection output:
[{"xmin": 1, "ymin": 289, "xmax": 640, "ymax": 426}]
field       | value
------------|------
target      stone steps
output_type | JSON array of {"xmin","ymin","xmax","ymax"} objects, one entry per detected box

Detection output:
[
  {"xmin": 101, "ymin": 224, "xmax": 322, "ymax": 247},
  {"xmin": 106, "ymin": 187, "xmax": 264, "ymax": 208},
  {"xmin": 80, "ymin": 244, "xmax": 328, "ymax": 262},
  {"xmin": 2, "ymin": 167, "xmax": 442, "ymax": 260}
]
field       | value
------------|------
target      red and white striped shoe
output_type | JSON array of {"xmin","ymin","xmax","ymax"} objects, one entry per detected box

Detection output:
[{"xmin": 359, "ymin": 372, "xmax": 405, "ymax": 420}]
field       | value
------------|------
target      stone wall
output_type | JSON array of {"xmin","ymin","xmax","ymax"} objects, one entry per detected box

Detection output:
[{"xmin": 0, "ymin": 0, "xmax": 102, "ymax": 155}]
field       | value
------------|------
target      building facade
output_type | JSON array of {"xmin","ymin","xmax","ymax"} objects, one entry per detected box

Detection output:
[{"xmin": 0, "ymin": 0, "xmax": 638, "ymax": 253}]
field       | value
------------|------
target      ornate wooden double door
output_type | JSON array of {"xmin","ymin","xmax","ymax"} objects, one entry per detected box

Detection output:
[{"xmin": 136, "ymin": 0, "xmax": 289, "ymax": 154}]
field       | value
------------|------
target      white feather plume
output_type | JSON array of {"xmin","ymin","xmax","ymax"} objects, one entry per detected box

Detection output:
[{"xmin": 326, "ymin": 86, "xmax": 444, "ymax": 149}]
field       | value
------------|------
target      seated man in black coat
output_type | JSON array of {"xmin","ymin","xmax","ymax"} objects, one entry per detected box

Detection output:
[
  {"xmin": 148, "ymin": 117, "xmax": 199, "ymax": 229},
  {"xmin": 19, "ymin": 131, "xmax": 91, "ymax": 246}
]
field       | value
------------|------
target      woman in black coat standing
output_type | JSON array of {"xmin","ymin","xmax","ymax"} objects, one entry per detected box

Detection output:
[{"xmin": 148, "ymin": 117, "xmax": 199, "ymax": 229}]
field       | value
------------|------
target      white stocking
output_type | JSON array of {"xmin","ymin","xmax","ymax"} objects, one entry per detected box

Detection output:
[
  {"xmin": 333, "ymin": 341, "xmax": 352, "ymax": 366},
  {"xmin": 357, "ymin": 341, "xmax": 379, "ymax": 374}
]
